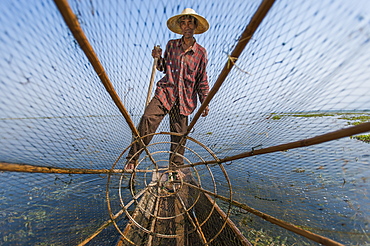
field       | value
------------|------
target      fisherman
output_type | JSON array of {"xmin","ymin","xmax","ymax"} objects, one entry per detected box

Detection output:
[{"xmin": 125, "ymin": 8, "xmax": 210, "ymax": 170}]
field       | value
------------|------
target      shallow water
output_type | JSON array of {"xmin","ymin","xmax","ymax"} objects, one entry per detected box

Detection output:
[{"xmin": 0, "ymin": 113, "xmax": 369, "ymax": 245}]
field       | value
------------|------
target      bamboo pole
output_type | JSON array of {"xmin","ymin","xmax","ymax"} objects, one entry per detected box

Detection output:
[
  {"xmin": 0, "ymin": 162, "xmax": 124, "ymax": 174},
  {"xmin": 0, "ymin": 162, "xmax": 163, "ymax": 174},
  {"xmin": 186, "ymin": 0, "xmax": 276, "ymax": 134},
  {"xmin": 175, "ymin": 193, "xmax": 207, "ymax": 245},
  {"xmin": 53, "ymin": 0, "xmax": 158, "ymax": 167},
  {"xmin": 147, "ymin": 194, "xmax": 160, "ymax": 246},
  {"xmin": 78, "ymin": 209, "xmax": 126, "ymax": 246},
  {"xmin": 184, "ymin": 182, "xmax": 345, "ymax": 246},
  {"xmin": 169, "ymin": 0, "xmax": 276, "ymax": 165},
  {"xmin": 146, "ymin": 45, "xmax": 160, "ymax": 107},
  {"xmin": 145, "ymin": 57, "xmax": 157, "ymax": 107},
  {"xmin": 53, "ymin": 0, "xmax": 139, "ymax": 138},
  {"xmin": 179, "ymin": 121, "xmax": 370, "ymax": 169},
  {"xmin": 203, "ymin": 193, "xmax": 251, "ymax": 246}
]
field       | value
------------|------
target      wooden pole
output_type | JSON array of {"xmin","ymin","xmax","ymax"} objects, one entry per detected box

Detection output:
[
  {"xmin": 179, "ymin": 121, "xmax": 370, "ymax": 169},
  {"xmin": 169, "ymin": 0, "xmax": 276, "ymax": 165},
  {"xmin": 0, "ymin": 162, "xmax": 123, "ymax": 174},
  {"xmin": 53, "ymin": 0, "xmax": 159, "ymax": 167},
  {"xmin": 185, "ymin": 182, "xmax": 345, "ymax": 246},
  {"xmin": 53, "ymin": 0, "xmax": 138, "ymax": 137},
  {"xmin": 186, "ymin": 0, "xmax": 276, "ymax": 134},
  {"xmin": 146, "ymin": 45, "xmax": 160, "ymax": 107}
]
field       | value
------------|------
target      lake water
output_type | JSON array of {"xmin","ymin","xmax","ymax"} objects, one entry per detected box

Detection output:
[{"xmin": 0, "ymin": 113, "xmax": 369, "ymax": 245}]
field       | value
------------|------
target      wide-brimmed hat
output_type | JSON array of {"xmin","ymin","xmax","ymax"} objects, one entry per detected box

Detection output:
[{"xmin": 167, "ymin": 8, "xmax": 209, "ymax": 35}]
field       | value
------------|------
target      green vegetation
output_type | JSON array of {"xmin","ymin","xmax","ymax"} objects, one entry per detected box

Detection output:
[
  {"xmin": 244, "ymin": 228, "xmax": 291, "ymax": 246},
  {"xmin": 338, "ymin": 115, "xmax": 370, "ymax": 121},
  {"xmin": 271, "ymin": 112, "xmax": 336, "ymax": 120},
  {"xmin": 292, "ymin": 167, "xmax": 305, "ymax": 173},
  {"xmin": 2, "ymin": 209, "xmax": 49, "ymax": 243},
  {"xmin": 272, "ymin": 115, "xmax": 282, "ymax": 120},
  {"xmin": 291, "ymin": 113, "xmax": 335, "ymax": 117},
  {"xmin": 269, "ymin": 111, "xmax": 370, "ymax": 143},
  {"xmin": 339, "ymin": 115, "xmax": 370, "ymax": 125},
  {"xmin": 350, "ymin": 134, "xmax": 370, "ymax": 143},
  {"xmin": 350, "ymin": 121, "xmax": 363, "ymax": 126},
  {"xmin": 271, "ymin": 112, "xmax": 370, "ymax": 121}
]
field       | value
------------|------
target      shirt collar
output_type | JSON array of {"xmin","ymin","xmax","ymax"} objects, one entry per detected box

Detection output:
[{"xmin": 178, "ymin": 37, "xmax": 199, "ymax": 52}]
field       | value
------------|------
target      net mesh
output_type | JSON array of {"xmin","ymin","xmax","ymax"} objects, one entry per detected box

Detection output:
[{"xmin": 1, "ymin": 0, "xmax": 370, "ymax": 245}]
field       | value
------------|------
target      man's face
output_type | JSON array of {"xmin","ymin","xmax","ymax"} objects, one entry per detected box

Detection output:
[{"xmin": 179, "ymin": 17, "xmax": 197, "ymax": 38}]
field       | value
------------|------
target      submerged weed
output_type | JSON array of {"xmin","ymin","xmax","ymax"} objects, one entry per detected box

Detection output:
[{"xmin": 350, "ymin": 134, "xmax": 370, "ymax": 143}]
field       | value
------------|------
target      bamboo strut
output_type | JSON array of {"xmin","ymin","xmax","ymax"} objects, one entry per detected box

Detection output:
[
  {"xmin": 0, "ymin": 162, "xmax": 162, "ymax": 174},
  {"xmin": 203, "ymin": 193, "xmax": 251, "ymax": 246},
  {"xmin": 53, "ymin": 0, "xmax": 158, "ymax": 166},
  {"xmin": 47, "ymin": 2, "xmax": 367, "ymax": 246},
  {"xmin": 169, "ymin": 0, "xmax": 276, "ymax": 165},
  {"xmin": 175, "ymin": 194, "xmax": 207, "ymax": 245},
  {"xmin": 179, "ymin": 121, "xmax": 370, "ymax": 169},
  {"xmin": 53, "ymin": 0, "xmax": 138, "ymax": 137},
  {"xmin": 147, "ymin": 195, "xmax": 160, "ymax": 246},
  {"xmin": 0, "ymin": 162, "xmax": 123, "ymax": 174},
  {"xmin": 184, "ymin": 182, "xmax": 345, "ymax": 246},
  {"xmin": 187, "ymin": 0, "xmax": 276, "ymax": 134},
  {"xmin": 78, "ymin": 214, "xmax": 120, "ymax": 246},
  {"xmin": 82, "ymin": 187, "xmax": 149, "ymax": 246},
  {"xmin": 146, "ymin": 47, "xmax": 159, "ymax": 107}
]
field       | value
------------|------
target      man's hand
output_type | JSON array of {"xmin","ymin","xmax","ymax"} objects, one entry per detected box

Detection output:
[
  {"xmin": 152, "ymin": 46, "xmax": 162, "ymax": 59},
  {"xmin": 201, "ymin": 106, "xmax": 209, "ymax": 117}
]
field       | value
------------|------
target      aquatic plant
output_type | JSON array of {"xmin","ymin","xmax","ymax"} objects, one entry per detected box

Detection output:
[{"xmin": 350, "ymin": 134, "xmax": 370, "ymax": 143}]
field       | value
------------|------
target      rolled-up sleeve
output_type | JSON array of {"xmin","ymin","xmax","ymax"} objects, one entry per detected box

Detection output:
[{"xmin": 196, "ymin": 52, "xmax": 209, "ymax": 103}]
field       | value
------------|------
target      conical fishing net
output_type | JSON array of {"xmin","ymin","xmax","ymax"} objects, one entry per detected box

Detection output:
[{"xmin": 1, "ymin": 0, "xmax": 370, "ymax": 245}]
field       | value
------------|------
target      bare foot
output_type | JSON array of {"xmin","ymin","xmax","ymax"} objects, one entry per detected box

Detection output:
[
  {"xmin": 175, "ymin": 170, "xmax": 185, "ymax": 180},
  {"xmin": 124, "ymin": 163, "xmax": 135, "ymax": 171}
]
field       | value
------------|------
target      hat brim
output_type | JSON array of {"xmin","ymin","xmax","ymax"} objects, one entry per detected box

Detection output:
[{"xmin": 167, "ymin": 13, "xmax": 209, "ymax": 35}]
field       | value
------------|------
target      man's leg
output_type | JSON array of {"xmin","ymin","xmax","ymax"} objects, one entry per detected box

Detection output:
[
  {"xmin": 126, "ymin": 97, "xmax": 167, "ymax": 169},
  {"xmin": 169, "ymin": 103, "xmax": 188, "ymax": 167}
]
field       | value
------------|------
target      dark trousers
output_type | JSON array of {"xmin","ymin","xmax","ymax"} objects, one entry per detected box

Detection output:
[{"xmin": 127, "ymin": 97, "xmax": 188, "ymax": 166}]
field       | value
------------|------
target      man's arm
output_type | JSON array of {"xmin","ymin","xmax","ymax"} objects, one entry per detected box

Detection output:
[{"xmin": 196, "ymin": 52, "xmax": 210, "ymax": 117}]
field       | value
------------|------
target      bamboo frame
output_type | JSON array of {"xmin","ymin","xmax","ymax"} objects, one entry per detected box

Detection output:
[
  {"xmin": 0, "ymin": 162, "xmax": 123, "ymax": 174},
  {"xmin": 79, "ymin": 208, "xmax": 126, "ymax": 246},
  {"xmin": 184, "ymin": 182, "xmax": 345, "ymax": 246},
  {"xmin": 180, "ymin": 121, "xmax": 370, "ymax": 169},
  {"xmin": 53, "ymin": 0, "xmax": 158, "ymax": 166},
  {"xmin": 53, "ymin": 0, "xmax": 138, "ymax": 137},
  {"xmin": 146, "ymin": 56, "xmax": 158, "ymax": 107},
  {"xmin": 203, "ymin": 193, "xmax": 251, "ymax": 246},
  {"xmin": 169, "ymin": 0, "xmax": 276, "ymax": 164},
  {"xmin": 187, "ymin": 0, "xmax": 276, "ymax": 134},
  {"xmin": 43, "ymin": 1, "xmax": 369, "ymax": 245}
]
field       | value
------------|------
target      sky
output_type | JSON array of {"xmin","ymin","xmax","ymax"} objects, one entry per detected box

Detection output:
[{"xmin": 0, "ymin": 0, "xmax": 370, "ymax": 122}]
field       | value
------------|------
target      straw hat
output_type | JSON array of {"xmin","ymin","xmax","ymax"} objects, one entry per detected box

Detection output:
[{"xmin": 167, "ymin": 8, "xmax": 209, "ymax": 35}]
